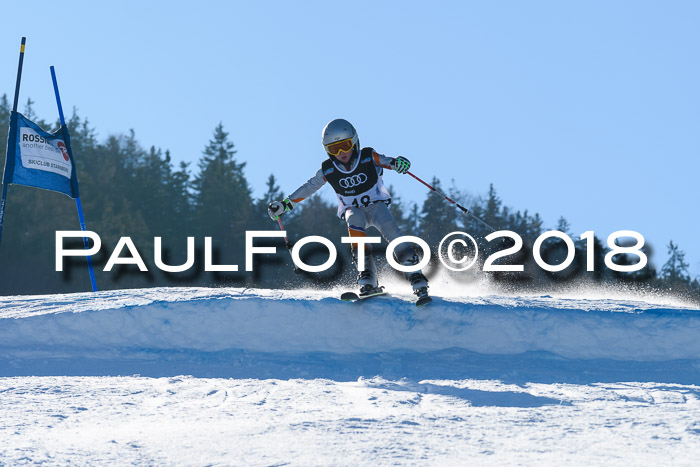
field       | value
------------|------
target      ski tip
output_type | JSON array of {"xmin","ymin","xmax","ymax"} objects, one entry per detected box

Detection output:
[
  {"xmin": 340, "ymin": 292, "xmax": 360, "ymax": 302},
  {"xmin": 340, "ymin": 289, "xmax": 387, "ymax": 302}
]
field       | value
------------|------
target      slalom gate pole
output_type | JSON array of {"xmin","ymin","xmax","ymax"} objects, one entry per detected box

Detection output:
[
  {"xmin": 0, "ymin": 37, "xmax": 27, "ymax": 250},
  {"xmin": 277, "ymin": 217, "xmax": 301, "ymax": 274},
  {"xmin": 11, "ymin": 37, "xmax": 26, "ymax": 113},
  {"xmin": 406, "ymin": 170, "xmax": 500, "ymax": 234},
  {"xmin": 51, "ymin": 66, "xmax": 98, "ymax": 292}
]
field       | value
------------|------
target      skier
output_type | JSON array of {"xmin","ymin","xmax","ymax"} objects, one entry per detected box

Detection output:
[{"xmin": 267, "ymin": 118, "xmax": 429, "ymax": 303}]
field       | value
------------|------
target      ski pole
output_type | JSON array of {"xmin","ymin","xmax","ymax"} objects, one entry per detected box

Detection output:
[
  {"xmin": 406, "ymin": 171, "xmax": 500, "ymax": 234},
  {"xmin": 276, "ymin": 217, "xmax": 301, "ymax": 274}
]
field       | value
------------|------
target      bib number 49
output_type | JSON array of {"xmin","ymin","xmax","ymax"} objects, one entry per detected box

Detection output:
[{"xmin": 351, "ymin": 195, "xmax": 371, "ymax": 208}]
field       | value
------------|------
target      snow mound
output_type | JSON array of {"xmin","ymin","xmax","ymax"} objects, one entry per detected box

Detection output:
[{"xmin": 1, "ymin": 287, "xmax": 698, "ymax": 366}]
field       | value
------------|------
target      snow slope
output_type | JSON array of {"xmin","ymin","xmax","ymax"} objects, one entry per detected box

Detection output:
[
  {"xmin": 1, "ymin": 287, "xmax": 699, "ymax": 376},
  {"xmin": 1, "ymin": 287, "xmax": 700, "ymax": 464}
]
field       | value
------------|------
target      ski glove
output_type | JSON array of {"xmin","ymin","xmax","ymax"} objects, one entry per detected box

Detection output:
[
  {"xmin": 391, "ymin": 156, "xmax": 411, "ymax": 174},
  {"xmin": 268, "ymin": 198, "xmax": 294, "ymax": 220}
]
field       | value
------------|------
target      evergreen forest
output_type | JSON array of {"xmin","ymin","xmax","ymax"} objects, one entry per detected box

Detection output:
[{"xmin": 1, "ymin": 95, "xmax": 698, "ymax": 303}]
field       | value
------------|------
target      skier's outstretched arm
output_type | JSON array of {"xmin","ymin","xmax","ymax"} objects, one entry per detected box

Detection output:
[
  {"xmin": 287, "ymin": 168, "xmax": 327, "ymax": 203},
  {"xmin": 373, "ymin": 151, "xmax": 411, "ymax": 174},
  {"xmin": 268, "ymin": 169, "xmax": 327, "ymax": 220}
]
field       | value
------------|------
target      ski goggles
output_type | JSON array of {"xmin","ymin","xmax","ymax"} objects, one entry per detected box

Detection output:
[{"xmin": 325, "ymin": 138, "xmax": 354, "ymax": 156}]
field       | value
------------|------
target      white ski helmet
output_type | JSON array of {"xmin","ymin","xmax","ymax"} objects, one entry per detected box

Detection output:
[{"xmin": 322, "ymin": 119, "xmax": 359, "ymax": 159}]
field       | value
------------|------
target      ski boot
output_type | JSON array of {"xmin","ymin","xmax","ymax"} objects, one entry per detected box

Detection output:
[
  {"xmin": 409, "ymin": 272, "xmax": 432, "ymax": 307},
  {"xmin": 339, "ymin": 269, "xmax": 384, "ymax": 302},
  {"xmin": 358, "ymin": 270, "xmax": 384, "ymax": 297}
]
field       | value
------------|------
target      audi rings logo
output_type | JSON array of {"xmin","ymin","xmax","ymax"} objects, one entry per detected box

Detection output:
[{"xmin": 339, "ymin": 173, "xmax": 368, "ymax": 189}]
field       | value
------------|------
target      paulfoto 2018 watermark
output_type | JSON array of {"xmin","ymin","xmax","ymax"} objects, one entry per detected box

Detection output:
[{"xmin": 55, "ymin": 230, "xmax": 648, "ymax": 274}]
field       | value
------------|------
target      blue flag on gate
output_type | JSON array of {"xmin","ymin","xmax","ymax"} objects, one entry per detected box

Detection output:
[{"xmin": 2, "ymin": 111, "xmax": 80, "ymax": 198}]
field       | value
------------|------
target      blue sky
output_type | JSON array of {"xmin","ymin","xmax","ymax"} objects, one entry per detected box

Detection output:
[{"xmin": 2, "ymin": 1, "xmax": 699, "ymax": 277}]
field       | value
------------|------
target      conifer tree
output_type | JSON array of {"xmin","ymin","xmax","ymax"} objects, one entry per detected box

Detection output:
[
  {"xmin": 255, "ymin": 174, "xmax": 283, "ymax": 229},
  {"xmin": 192, "ymin": 123, "xmax": 252, "ymax": 266},
  {"xmin": 170, "ymin": 160, "xmax": 193, "ymax": 226},
  {"xmin": 387, "ymin": 185, "xmax": 412, "ymax": 234},
  {"xmin": 408, "ymin": 203, "xmax": 421, "ymax": 233},
  {"xmin": 484, "ymin": 183, "xmax": 503, "ymax": 227},
  {"xmin": 418, "ymin": 178, "xmax": 459, "ymax": 248},
  {"xmin": 259, "ymin": 174, "xmax": 282, "ymax": 206},
  {"xmin": 661, "ymin": 241, "xmax": 691, "ymax": 285},
  {"xmin": 132, "ymin": 147, "xmax": 193, "ymax": 241},
  {"xmin": 556, "ymin": 216, "xmax": 572, "ymax": 237},
  {"xmin": 23, "ymin": 98, "xmax": 37, "ymax": 121}
]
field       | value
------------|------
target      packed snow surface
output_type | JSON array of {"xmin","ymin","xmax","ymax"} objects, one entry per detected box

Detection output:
[
  {"xmin": 1, "ymin": 287, "xmax": 699, "ymax": 464},
  {"xmin": 1, "ymin": 287, "xmax": 699, "ymax": 363}
]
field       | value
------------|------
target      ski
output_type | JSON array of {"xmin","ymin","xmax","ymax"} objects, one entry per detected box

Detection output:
[
  {"xmin": 340, "ymin": 287, "xmax": 432, "ymax": 307},
  {"xmin": 415, "ymin": 295, "xmax": 432, "ymax": 307},
  {"xmin": 340, "ymin": 287, "xmax": 386, "ymax": 302},
  {"xmin": 414, "ymin": 286, "xmax": 432, "ymax": 307}
]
